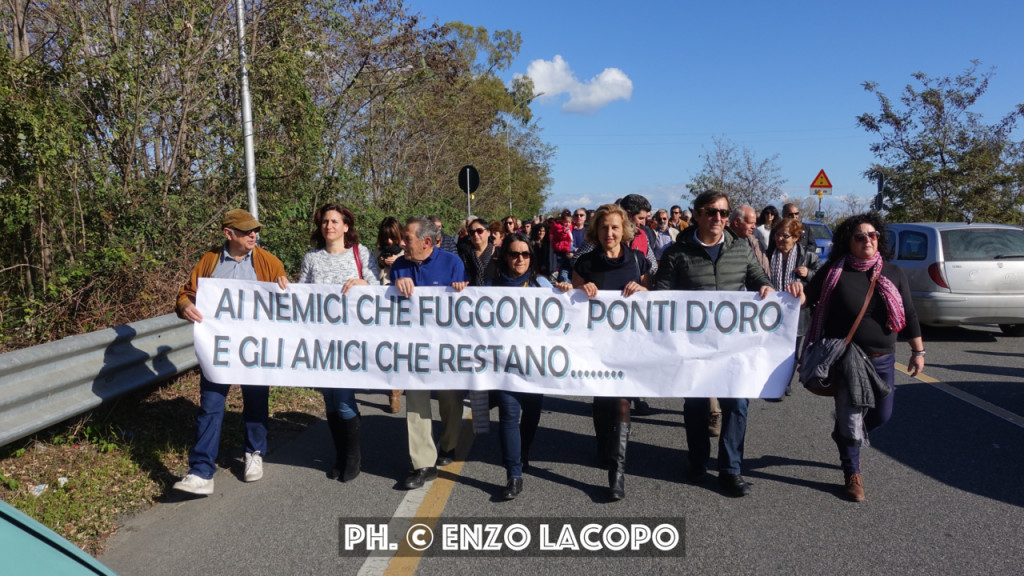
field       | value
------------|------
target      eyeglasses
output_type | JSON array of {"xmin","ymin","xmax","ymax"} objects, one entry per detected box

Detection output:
[
  {"xmin": 470, "ymin": 228, "xmax": 487, "ymax": 235},
  {"xmin": 701, "ymin": 207, "xmax": 730, "ymax": 219},
  {"xmin": 506, "ymin": 250, "xmax": 531, "ymax": 260},
  {"xmin": 853, "ymin": 231, "xmax": 880, "ymax": 242},
  {"xmin": 784, "ymin": 211, "xmax": 799, "ymax": 217},
  {"xmin": 778, "ymin": 234, "xmax": 796, "ymax": 240},
  {"xmin": 232, "ymin": 227, "xmax": 261, "ymax": 236},
  {"xmin": 657, "ymin": 217, "xmax": 669, "ymax": 222}
]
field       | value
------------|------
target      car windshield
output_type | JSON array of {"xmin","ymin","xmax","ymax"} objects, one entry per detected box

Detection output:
[
  {"xmin": 940, "ymin": 228, "xmax": 1024, "ymax": 261},
  {"xmin": 803, "ymin": 223, "xmax": 832, "ymax": 242}
]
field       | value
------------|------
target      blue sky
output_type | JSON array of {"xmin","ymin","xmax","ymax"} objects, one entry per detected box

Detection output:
[{"xmin": 405, "ymin": 0, "xmax": 1024, "ymax": 215}]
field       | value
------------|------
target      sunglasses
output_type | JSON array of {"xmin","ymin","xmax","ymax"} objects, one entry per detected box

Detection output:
[
  {"xmin": 574, "ymin": 213, "xmax": 586, "ymax": 218},
  {"xmin": 854, "ymin": 231, "xmax": 880, "ymax": 242},
  {"xmin": 470, "ymin": 228, "xmax": 488, "ymax": 235},
  {"xmin": 232, "ymin": 227, "xmax": 261, "ymax": 236},
  {"xmin": 671, "ymin": 210, "xmax": 681, "ymax": 214},
  {"xmin": 505, "ymin": 220, "xmax": 516, "ymax": 226},
  {"xmin": 506, "ymin": 250, "xmax": 531, "ymax": 260},
  {"xmin": 701, "ymin": 208, "xmax": 730, "ymax": 219},
  {"xmin": 785, "ymin": 211, "xmax": 799, "ymax": 217}
]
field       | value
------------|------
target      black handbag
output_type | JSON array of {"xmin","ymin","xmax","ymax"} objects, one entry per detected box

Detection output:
[{"xmin": 800, "ymin": 276, "xmax": 877, "ymax": 397}]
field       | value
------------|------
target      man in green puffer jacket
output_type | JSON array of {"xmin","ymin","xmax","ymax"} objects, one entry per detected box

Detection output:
[{"xmin": 654, "ymin": 190, "xmax": 775, "ymax": 498}]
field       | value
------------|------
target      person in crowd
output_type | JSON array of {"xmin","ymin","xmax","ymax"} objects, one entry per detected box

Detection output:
[
  {"xmin": 502, "ymin": 216, "xmax": 518, "ymax": 236},
  {"xmin": 767, "ymin": 217, "xmax": 819, "ymax": 399},
  {"xmin": 172, "ymin": 209, "xmax": 289, "ymax": 495},
  {"xmin": 680, "ymin": 209, "xmax": 692, "ymax": 228},
  {"xmin": 298, "ymin": 203, "xmax": 379, "ymax": 481},
  {"xmin": 770, "ymin": 203, "xmax": 815, "ymax": 254},
  {"xmin": 620, "ymin": 194, "xmax": 658, "ymax": 277},
  {"xmin": 669, "ymin": 205, "xmax": 686, "ymax": 231},
  {"xmin": 487, "ymin": 232, "xmax": 572, "ymax": 500},
  {"xmin": 458, "ymin": 218, "xmax": 498, "ymax": 286},
  {"xmin": 804, "ymin": 213, "xmax": 923, "ymax": 502},
  {"xmin": 572, "ymin": 204, "xmax": 651, "ymax": 501},
  {"xmin": 522, "ymin": 220, "xmax": 533, "ymax": 238},
  {"xmin": 391, "ymin": 216, "xmax": 469, "ymax": 489},
  {"xmin": 755, "ymin": 205, "xmax": 779, "ymax": 252},
  {"xmin": 651, "ymin": 208, "xmax": 678, "ymax": 260},
  {"xmin": 431, "ymin": 215, "xmax": 459, "ymax": 254},
  {"xmin": 571, "ymin": 208, "xmax": 588, "ymax": 251},
  {"xmin": 729, "ymin": 206, "xmax": 770, "ymax": 274},
  {"xmin": 655, "ymin": 190, "xmax": 796, "ymax": 498},
  {"xmin": 489, "ymin": 220, "xmax": 506, "ymax": 248},
  {"xmin": 549, "ymin": 209, "xmax": 574, "ymax": 282},
  {"xmin": 375, "ymin": 216, "xmax": 406, "ymax": 413},
  {"xmin": 531, "ymin": 220, "xmax": 552, "ymax": 278}
]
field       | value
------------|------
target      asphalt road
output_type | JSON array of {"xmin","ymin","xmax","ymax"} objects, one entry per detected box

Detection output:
[{"xmin": 100, "ymin": 324, "xmax": 1024, "ymax": 575}]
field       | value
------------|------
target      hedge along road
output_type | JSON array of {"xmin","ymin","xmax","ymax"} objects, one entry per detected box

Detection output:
[{"xmin": 99, "ymin": 324, "xmax": 1024, "ymax": 575}]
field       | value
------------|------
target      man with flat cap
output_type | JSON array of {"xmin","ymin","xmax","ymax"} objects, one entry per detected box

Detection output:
[{"xmin": 172, "ymin": 209, "xmax": 289, "ymax": 495}]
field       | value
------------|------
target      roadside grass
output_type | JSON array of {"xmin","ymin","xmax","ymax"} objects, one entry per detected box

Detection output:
[{"xmin": 0, "ymin": 370, "xmax": 323, "ymax": 556}]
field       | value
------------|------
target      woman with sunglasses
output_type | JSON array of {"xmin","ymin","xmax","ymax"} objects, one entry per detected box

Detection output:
[
  {"xmin": 487, "ymin": 233, "xmax": 573, "ymax": 499},
  {"xmin": 804, "ymin": 213, "xmax": 924, "ymax": 502},
  {"xmin": 768, "ymin": 217, "xmax": 819, "ymax": 399},
  {"xmin": 298, "ymin": 203, "xmax": 380, "ymax": 482},
  {"xmin": 458, "ymin": 218, "xmax": 498, "ymax": 286},
  {"xmin": 572, "ymin": 204, "xmax": 651, "ymax": 501}
]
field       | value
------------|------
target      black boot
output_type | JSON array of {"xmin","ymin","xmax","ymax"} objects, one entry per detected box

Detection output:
[
  {"xmin": 325, "ymin": 413, "xmax": 346, "ymax": 480},
  {"xmin": 341, "ymin": 416, "xmax": 361, "ymax": 482},
  {"xmin": 608, "ymin": 421, "xmax": 630, "ymax": 501},
  {"xmin": 592, "ymin": 406, "xmax": 612, "ymax": 469}
]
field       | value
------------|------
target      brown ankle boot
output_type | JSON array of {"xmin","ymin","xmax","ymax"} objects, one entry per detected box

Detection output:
[
  {"xmin": 388, "ymin": 390, "xmax": 402, "ymax": 413},
  {"xmin": 843, "ymin": 473, "xmax": 865, "ymax": 502}
]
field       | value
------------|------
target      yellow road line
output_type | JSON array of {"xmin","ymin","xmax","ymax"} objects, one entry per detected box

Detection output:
[
  {"xmin": 383, "ymin": 416, "xmax": 477, "ymax": 576},
  {"xmin": 896, "ymin": 362, "xmax": 1024, "ymax": 428}
]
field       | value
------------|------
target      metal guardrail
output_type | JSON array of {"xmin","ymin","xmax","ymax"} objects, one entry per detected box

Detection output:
[{"xmin": 0, "ymin": 314, "xmax": 196, "ymax": 448}]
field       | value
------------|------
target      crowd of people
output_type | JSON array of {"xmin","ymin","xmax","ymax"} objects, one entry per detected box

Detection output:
[{"xmin": 172, "ymin": 193, "xmax": 924, "ymax": 505}]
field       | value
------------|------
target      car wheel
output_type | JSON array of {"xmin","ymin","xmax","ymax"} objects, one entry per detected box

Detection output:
[{"xmin": 998, "ymin": 324, "xmax": 1024, "ymax": 336}]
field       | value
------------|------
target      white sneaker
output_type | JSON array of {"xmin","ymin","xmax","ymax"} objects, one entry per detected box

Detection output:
[
  {"xmin": 244, "ymin": 452, "xmax": 263, "ymax": 482},
  {"xmin": 173, "ymin": 474, "xmax": 214, "ymax": 495}
]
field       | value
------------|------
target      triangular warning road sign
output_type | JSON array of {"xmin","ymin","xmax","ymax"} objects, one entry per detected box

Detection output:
[{"xmin": 810, "ymin": 170, "xmax": 832, "ymax": 188}]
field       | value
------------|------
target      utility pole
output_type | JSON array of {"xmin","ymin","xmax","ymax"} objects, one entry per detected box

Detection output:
[{"xmin": 234, "ymin": 0, "xmax": 258, "ymax": 219}]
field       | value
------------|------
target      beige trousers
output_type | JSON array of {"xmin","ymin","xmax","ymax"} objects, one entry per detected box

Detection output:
[{"xmin": 405, "ymin": 390, "xmax": 465, "ymax": 469}]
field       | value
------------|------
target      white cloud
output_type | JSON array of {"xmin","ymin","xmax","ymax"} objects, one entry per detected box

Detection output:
[{"xmin": 522, "ymin": 55, "xmax": 632, "ymax": 114}]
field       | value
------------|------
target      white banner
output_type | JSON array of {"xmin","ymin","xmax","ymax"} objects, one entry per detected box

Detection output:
[{"xmin": 194, "ymin": 278, "xmax": 800, "ymax": 398}]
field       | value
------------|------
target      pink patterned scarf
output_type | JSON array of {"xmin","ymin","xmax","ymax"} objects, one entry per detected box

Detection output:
[{"xmin": 805, "ymin": 252, "xmax": 906, "ymax": 345}]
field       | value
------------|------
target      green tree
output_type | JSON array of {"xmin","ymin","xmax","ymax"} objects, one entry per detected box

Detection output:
[{"xmin": 857, "ymin": 61, "xmax": 1024, "ymax": 223}]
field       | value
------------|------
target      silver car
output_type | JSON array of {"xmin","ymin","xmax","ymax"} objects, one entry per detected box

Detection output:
[{"xmin": 886, "ymin": 222, "xmax": 1024, "ymax": 335}]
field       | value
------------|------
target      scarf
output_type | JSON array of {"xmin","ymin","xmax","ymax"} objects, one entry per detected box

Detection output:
[
  {"xmin": 805, "ymin": 252, "xmax": 907, "ymax": 346},
  {"xmin": 769, "ymin": 245, "xmax": 799, "ymax": 292},
  {"xmin": 467, "ymin": 244, "xmax": 493, "ymax": 287},
  {"xmin": 494, "ymin": 271, "xmax": 534, "ymax": 288}
]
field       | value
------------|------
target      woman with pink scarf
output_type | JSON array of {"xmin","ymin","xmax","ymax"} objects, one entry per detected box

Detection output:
[{"xmin": 804, "ymin": 213, "xmax": 925, "ymax": 502}]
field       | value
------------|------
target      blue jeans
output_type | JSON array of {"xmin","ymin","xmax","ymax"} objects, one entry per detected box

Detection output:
[
  {"xmin": 188, "ymin": 374, "xmax": 269, "ymax": 479},
  {"xmin": 684, "ymin": 397, "xmax": 748, "ymax": 475},
  {"xmin": 834, "ymin": 354, "xmax": 895, "ymax": 475},
  {"xmin": 321, "ymin": 388, "xmax": 359, "ymax": 420},
  {"xmin": 494, "ymin": 391, "xmax": 543, "ymax": 479}
]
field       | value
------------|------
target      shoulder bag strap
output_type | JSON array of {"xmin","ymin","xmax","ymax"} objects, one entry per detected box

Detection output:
[{"xmin": 844, "ymin": 275, "xmax": 878, "ymax": 344}]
